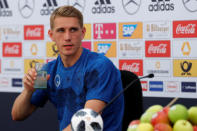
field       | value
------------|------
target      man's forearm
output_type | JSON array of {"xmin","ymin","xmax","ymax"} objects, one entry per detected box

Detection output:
[{"xmin": 11, "ymin": 89, "xmax": 36, "ymax": 121}]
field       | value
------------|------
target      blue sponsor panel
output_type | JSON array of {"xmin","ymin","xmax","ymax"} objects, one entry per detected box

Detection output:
[
  {"xmin": 181, "ymin": 82, "xmax": 196, "ymax": 93},
  {"xmin": 149, "ymin": 81, "xmax": 163, "ymax": 92},
  {"xmin": 12, "ymin": 78, "xmax": 23, "ymax": 87}
]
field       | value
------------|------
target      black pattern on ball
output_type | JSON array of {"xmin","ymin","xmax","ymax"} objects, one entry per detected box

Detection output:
[
  {"xmin": 90, "ymin": 122, "xmax": 102, "ymax": 131},
  {"xmin": 77, "ymin": 120, "xmax": 85, "ymax": 131}
]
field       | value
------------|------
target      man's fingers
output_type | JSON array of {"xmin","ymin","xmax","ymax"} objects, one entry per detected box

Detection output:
[{"xmin": 47, "ymin": 75, "xmax": 50, "ymax": 80}]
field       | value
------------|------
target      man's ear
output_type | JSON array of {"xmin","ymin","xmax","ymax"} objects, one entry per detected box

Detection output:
[
  {"xmin": 82, "ymin": 26, "xmax": 86, "ymax": 39},
  {"xmin": 48, "ymin": 29, "xmax": 54, "ymax": 41}
]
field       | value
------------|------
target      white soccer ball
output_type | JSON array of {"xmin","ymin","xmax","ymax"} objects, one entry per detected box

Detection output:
[{"xmin": 71, "ymin": 108, "xmax": 103, "ymax": 131}]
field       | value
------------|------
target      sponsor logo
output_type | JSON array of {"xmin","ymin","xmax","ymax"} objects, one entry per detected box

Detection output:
[
  {"xmin": 182, "ymin": 0, "xmax": 197, "ymax": 12},
  {"xmin": 144, "ymin": 21, "xmax": 170, "ymax": 39},
  {"xmin": 148, "ymin": 0, "xmax": 174, "ymax": 12},
  {"xmin": 12, "ymin": 78, "xmax": 23, "ymax": 87},
  {"xmin": 181, "ymin": 42, "xmax": 191, "ymax": 56},
  {"xmin": 2, "ymin": 59, "xmax": 23, "ymax": 73},
  {"xmin": 3, "ymin": 42, "xmax": 22, "ymax": 57},
  {"xmin": 173, "ymin": 40, "xmax": 197, "ymax": 58},
  {"xmin": 180, "ymin": 61, "xmax": 192, "ymax": 75},
  {"xmin": 82, "ymin": 41, "xmax": 91, "ymax": 50},
  {"xmin": 40, "ymin": 0, "xmax": 58, "ymax": 16},
  {"xmin": 173, "ymin": 59, "xmax": 197, "ymax": 77},
  {"xmin": 54, "ymin": 74, "xmax": 60, "ymax": 87},
  {"xmin": 149, "ymin": 81, "xmax": 163, "ymax": 92},
  {"xmin": 84, "ymin": 24, "xmax": 91, "ymax": 40},
  {"xmin": 166, "ymin": 81, "xmax": 179, "ymax": 92},
  {"xmin": 92, "ymin": 0, "xmax": 115, "ymax": 14},
  {"xmin": 122, "ymin": 0, "xmax": 141, "ymax": 15},
  {"xmin": 2, "ymin": 26, "xmax": 22, "ymax": 41},
  {"xmin": 119, "ymin": 59, "xmax": 143, "ymax": 76},
  {"xmin": 30, "ymin": 43, "xmax": 38, "ymax": 56},
  {"xmin": 0, "ymin": 0, "xmax": 12, "ymax": 17},
  {"xmin": 119, "ymin": 41, "xmax": 142, "ymax": 58},
  {"xmin": 24, "ymin": 59, "xmax": 44, "ymax": 74},
  {"xmin": 141, "ymin": 81, "xmax": 148, "ymax": 91},
  {"xmin": 145, "ymin": 40, "xmax": 171, "ymax": 57},
  {"xmin": 24, "ymin": 25, "xmax": 44, "ymax": 40},
  {"xmin": 94, "ymin": 41, "xmax": 116, "ymax": 57},
  {"xmin": 18, "ymin": 0, "xmax": 34, "ymax": 18},
  {"xmin": 93, "ymin": 23, "xmax": 116, "ymax": 39},
  {"xmin": 0, "ymin": 77, "xmax": 9, "ymax": 87},
  {"xmin": 181, "ymin": 82, "xmax": 196, "ymax": 93},
  {"xmin": 145, "ymin": 60, "xmax": 170, "ymax": 77},
  {"xmin": 46, "ymin": 41, "xmax": 59, "ymax": 57},
  {"xmin": 65, "ymin": 0, "xmax": 85, "ymax": 13},
  {"xmin": 119, "ymin": 22, "xmax": 143, "ymax": 39},
  {"xmin": 173, "ymin": 20, "xmax": 197, "ymax": 38}
]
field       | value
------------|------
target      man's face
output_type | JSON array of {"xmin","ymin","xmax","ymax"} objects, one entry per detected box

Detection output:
[{"xmin": 48, "ymin": 17, "xmax": 85, "ymax": 57}]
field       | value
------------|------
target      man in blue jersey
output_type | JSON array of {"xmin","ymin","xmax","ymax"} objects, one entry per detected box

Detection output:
[{"xmin": 11, "ymin": 6, "xmax": 124, "ymax": 131}]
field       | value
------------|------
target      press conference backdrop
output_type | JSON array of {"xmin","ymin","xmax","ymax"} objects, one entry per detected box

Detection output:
[{"xmin": 0, "ymin": 0, "xmax": 197, "ymax": 99}]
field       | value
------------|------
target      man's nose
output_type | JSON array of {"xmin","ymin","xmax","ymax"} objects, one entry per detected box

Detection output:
[{"xmin": 64, "ymin": 31, "xmax": 71, "ymax": 40}]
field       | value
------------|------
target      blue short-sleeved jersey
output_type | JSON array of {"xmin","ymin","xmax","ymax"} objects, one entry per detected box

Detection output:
[{"xmin": 31, "ymin": 48, "xmax": 124, "ymax": 131}]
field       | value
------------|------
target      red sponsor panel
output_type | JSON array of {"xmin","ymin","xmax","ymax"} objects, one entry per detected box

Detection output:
[
  {"xmin": 24, "ymin": 25, "xmax": 44, "ymax": 40},
  {"xmin": 3, "ymin": 42, "xmax": 22, "ymax": 57},
  {"xmin": 82, "ymin": 41, "xmax": 91, "ymax": 50},
  {"xmin": 119, "ymin": 59, "xmax": 143, "ymax": 76},
  {"xmin": 93, "ymin": 23, "xmax": 116, "ymax": 39},
  {"xmin": 173, "ymin": 20, "xmax": 197, "ymax": 38},
  {"xmin": 145, "ymin": 40, "xmax": 171, "ymax": 57}
]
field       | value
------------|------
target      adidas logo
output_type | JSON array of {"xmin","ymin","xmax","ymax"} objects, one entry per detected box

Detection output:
[
  {"xmin": 92, "ymin": 0, "xmax": 115, "ymax": 14},
  {"xmin": 95, "ymin": 0, "xmax": 111, "ymax": 5},
  {"xmin": 40, "ymin": 0, "xmax": 58, "ymax": 15},
  {"xmin": 148, "ymin": 0, "xmax": 174, "ymax": 12},
  {"xmin": 0, "ymin": 0, "xmax": 12, "ymax": 17}
]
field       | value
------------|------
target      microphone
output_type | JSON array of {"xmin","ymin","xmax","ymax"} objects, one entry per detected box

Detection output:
[{"xmin": 99, "ymin": 73, "xmax": 154, "ymax": 113}]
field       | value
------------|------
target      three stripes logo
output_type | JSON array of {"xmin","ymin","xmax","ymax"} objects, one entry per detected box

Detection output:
[
  {"xmin": 92, "ymin": 0, "xmax": 115, "ymax": 14},
  {"xmin": 148, "ymin": 0, "xmax": 174, "ymax": 12},
  {"xmin": 40, "ymin": 0, "xmax": 58, "ymax": 15},
  {"xmin": 0, "ymin": 0, "xmax": 12, "ymax": 17}
]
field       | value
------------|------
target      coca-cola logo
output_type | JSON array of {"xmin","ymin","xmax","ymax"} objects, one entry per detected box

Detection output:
[
  {"xmin": 119, "ymin": 59, "xmax": 143, "ymax": 76},
  {"xmin": 24, "ymin": 25, "xmax": 44, "ymax": 40},
  {"xmin": 173, "ymin": 20, "xmax": 197, "ymax": 38},
  {"xmin": 145, "ymin": 40, "xmax": 170, "ymax": 57},
  {"xmin": 122, "ymin": 63, "xmax": 140, "ymax": 72},
  {"xmin": 3, "ymin": 43, "xmax": 22, "ymax": 57},
  {"xmin": 148, "ymin": 44, "xmax": 167, "ymax": 54},
  {"xmin": 176, "ymin": 24, "xmax": 196, "ymax": 34}
]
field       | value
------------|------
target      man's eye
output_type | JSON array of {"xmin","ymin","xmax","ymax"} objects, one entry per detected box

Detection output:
[
  {"xmin": 70, "ymin": 28, "xmax": 78, "ymax": 32},
  {"xmin": 57, "ymin": 28, "xmax": 64, "ymax": 32}
]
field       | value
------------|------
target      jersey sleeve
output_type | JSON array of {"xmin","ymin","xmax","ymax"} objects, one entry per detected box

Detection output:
[
  {"xmin": 30, "ymin": 89, "xmax": 48, "ymax": 107},
  {"xmin": 85, "ymin": 57, "xmax": 122, "ymax": 103}
]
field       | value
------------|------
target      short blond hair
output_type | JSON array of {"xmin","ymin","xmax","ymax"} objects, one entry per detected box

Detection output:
[{"xmin": 50, "ymin": 6, "xmax": 83, "ymax": 29}]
